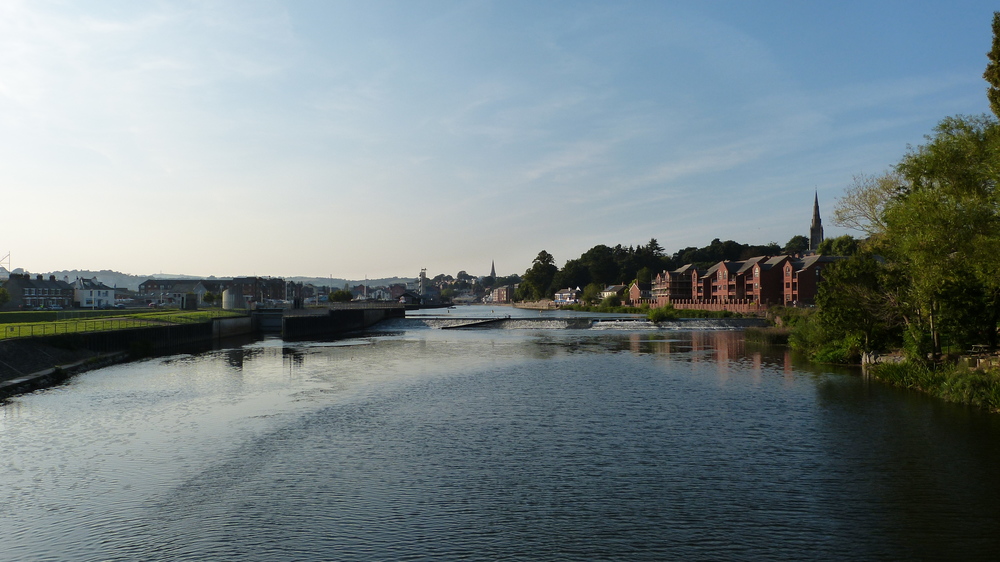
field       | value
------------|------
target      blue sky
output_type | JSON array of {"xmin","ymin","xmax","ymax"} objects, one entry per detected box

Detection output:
[{"xmin": 0, "ymin": 1, "xmax": 994, "ymax": 279}]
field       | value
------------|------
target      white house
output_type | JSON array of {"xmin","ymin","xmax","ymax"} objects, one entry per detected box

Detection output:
[{"xmin": 74, "ymin": 278, "xmax": 115, "ymax": 308}]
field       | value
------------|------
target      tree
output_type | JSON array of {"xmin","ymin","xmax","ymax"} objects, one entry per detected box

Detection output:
[
  {"xmin": 581, "ymin": 283, "xmax": 603, "ymax": 305},
  {"xmin": 330, "ymin": 290, "xmax": 353, "ymax": 302},
  {"xmin": 646, "ymin": 238, "xmax": 665, "ymax": 257},
  {"xmin": 817, "ymin": 235, "xmax": 860, "ymax": 256},
  {"xmin": 581, "ymin": 245, "xmax": 619, "ymax": 286},
  {"xmin": 551, "ymin": 259, "xmax": 590, "ymax": 291},
  {"xmin": 782, "ymin": 235, "xmax": 809, "ymax": 255},
  {"xmin": 883, "ymin": 114, "xmax": 1000, "ymax": 357},
  {"xmin": 815, "ymin": 254, "xmax": 903, "ymax": 356},
  {"xmin": 985, "ymin": 11, "xmax": 1000, "ymax": 119},
  {"xmin": 518, "ymin": 250, "xmax": 559, "ymax": 301},
  {"xmin": 832, "ymin": 171, "xmax": 904, "ymax": 238},
  {"xmin": 636, "ymin": 267, "xmax": 653, "ymax": 284},
  {"xmin": 203, "ymin": 292, "xmax": 216, "ymax": 305},
  {"xmin": 0, "ymin": 287, "xmax": 9, "ymax": 308}
]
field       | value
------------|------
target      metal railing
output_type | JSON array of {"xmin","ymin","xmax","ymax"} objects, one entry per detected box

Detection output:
[{"xmin": 0, "ymin": 310, "xmax": 250, "ymax": 340}]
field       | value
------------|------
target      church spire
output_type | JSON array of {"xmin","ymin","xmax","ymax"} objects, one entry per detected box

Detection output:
[
  {"xmin": 490, "ymin": 260, "xmax": 496, "ymax": 278},
  {"xmin": 809, "ymin": 191, "xmax": 824, "ymax": 253}
]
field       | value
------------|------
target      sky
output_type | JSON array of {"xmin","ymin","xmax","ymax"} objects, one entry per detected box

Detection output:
[{"xmin": 0, "ymin": 1, "xmax": 996, "ymax": 280}]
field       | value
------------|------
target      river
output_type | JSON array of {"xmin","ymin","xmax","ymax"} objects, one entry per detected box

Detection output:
[{"xmin": 2, "ymin": 308, "xmax": 999, "ymax": 560}]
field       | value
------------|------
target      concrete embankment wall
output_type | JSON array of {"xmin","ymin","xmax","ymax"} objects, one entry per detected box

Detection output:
[
  {"xmin": 0, "ymin": 316, "xmax": 260, "ymax": 400},
  {"xmin": 282, "ymin": 307, "xmax": 404, "ymax": 340},
  {"xmin": 213, "ymin": 316, "xmax": 255, "ymax": 339}
]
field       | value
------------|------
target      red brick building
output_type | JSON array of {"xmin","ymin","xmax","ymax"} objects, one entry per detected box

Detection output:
[{"xmin": 651, "ymin": 254, "xmax": 844, "ymax": 311}]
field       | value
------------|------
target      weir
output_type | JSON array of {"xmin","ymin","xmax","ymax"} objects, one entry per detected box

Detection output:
[{"xmin": 379, "ymin": 316, "xmax": 769, "ymax": 331}]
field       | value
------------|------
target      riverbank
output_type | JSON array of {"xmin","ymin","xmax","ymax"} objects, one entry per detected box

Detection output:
[
  {"xmin": 0, "ymin": 338, "xmax": 135, "ymax": 400},
  {"xmin": 867, "ymin": 361, "xmax": 1000, "ymax": 413},
  {"xmin": 0, "ymin": 339, "xmax": 100, "ymax": 384},
  {"xmin": 0, "ymin": 349, "xmax": 131, "ymax": 400}
]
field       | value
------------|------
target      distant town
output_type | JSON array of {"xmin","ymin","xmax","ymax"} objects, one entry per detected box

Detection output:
[{"xmin": 0, "ymin": 195, "xmax": 841, "ymax": 313}]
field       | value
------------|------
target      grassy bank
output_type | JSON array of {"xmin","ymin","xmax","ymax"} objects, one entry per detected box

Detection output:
[
  {"xmin": 646, "ymin": 305, "xmax": 743, "ymax": 322},
  {"xmin": 744, "ymin": 326, "xmax": 791, "ymax": 345},
  {"xmin": 868, "ymin": 361, "xmax": 1000, "ymax": 412},
  {"xmin": 559, "ymin": 303, "xmax": 649, "ymax": 315},
  {"xmin": 0, "ymin": 309, "xmax": 248, "ymax": 340}
]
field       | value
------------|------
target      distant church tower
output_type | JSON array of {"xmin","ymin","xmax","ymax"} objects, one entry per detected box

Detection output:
[
  {"xmin": 490, "ymin": 261, "xmax": 497, "ymax": 278},
  {"xmin": 809, "ymin": 192, "xmax": 824, "ymax": 253}
]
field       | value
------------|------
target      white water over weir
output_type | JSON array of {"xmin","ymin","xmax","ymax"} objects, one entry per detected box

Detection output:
[{"xmin": 380, "ymin": 316, "xmax": 769, "ymax": 331}]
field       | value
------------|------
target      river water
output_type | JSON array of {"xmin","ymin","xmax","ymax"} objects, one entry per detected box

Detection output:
[{"xmin": 2, "ymin": 308, "xmax": 999, "ymax": 561}]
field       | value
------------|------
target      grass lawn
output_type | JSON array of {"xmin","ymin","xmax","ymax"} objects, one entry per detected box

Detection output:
[{"xmin": 0, "ymin": 309, "xmax": 248, "ymax": 340}]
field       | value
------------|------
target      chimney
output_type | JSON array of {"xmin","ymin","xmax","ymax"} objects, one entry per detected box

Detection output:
[
  {"xmin": 36, "ymin": 274, "xmax": 42, "ymax": 281},
  {"xmin": 49, "ymin": 275, "xmax": 56, "ymax": 282}
]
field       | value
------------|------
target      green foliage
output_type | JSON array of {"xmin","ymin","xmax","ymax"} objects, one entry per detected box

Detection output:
[
  {"xmin": 884, "ymin": 113, "xmax": 1000, "ymax": 357},
  {"xmin": 870, "ymin": 361, "xmax": 1000, "ymax": 412},
  {"xmin": 782, "ymin": 235, "xmax": 809, "ymax": 255},
  {"xmin": 647, "ymin": 305, "xmax": 678, "ymax": 323},
  {"xmin": 560, "ymin": 303, "xmax": 647, "ymax": 315},
  {"xmin": 826, "ymin": 102, "xmax": 1000, "ymax": 363},
  {"xmin": 636, "ymin": 267, "xmax": 653, "ymax": 284},
  {"xmin": 812, "ymin": 333, "xmax": 864, "ymax": 364},
  {"xmin": 518, "ymin": 250, "xmax": 559, "ymax": 301},
  {"xmin": 649, "ymin": 306, "xmax": 740, "ymax": 319},
  {"xmin": 743, "ymin": 327, "xmax": 790, "ymax": 345},
  {"xmin": 601, "ymin": 294, "xmax": 622, "ymax": 307},
  {"xmin": 330, "ymin": 290, "xmax": 353, "ymax": 302},
  {"xmin": 0, "ymin": 287, "xmax": 9, "ymax": 308},
  {"xmin": 674, "ymin": 238, "xmax": 780, "ymax": 268},
  {"xmin": 581, "ymin": 283, "xmax": 603, "ymax": 305},
  {"xmin": 816, "ymin": 235, "xmax": 860, "ymax": 256},
  {"xmin": 815, "ymin": 254, "xmax": 902, "ymax": 353},
  {"xmin": 202, "ymin": 292, "xmax": 216, "ymax": 305},
  {"xmin": 832, "ymin": 171, "xmax": 903, "ymax": 238},
  {"xmin": 986, "ymin": 11, "xmax": 1000, "ymax": 119}
]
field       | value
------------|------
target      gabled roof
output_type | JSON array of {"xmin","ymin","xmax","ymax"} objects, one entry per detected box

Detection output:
[
  {"xmin": 795, "ymin": 255, "xmax": 846, "ymax": 272},
  {"xmin": 167, "ymin": 280, "xmax": 205, "ymax": 293},
  {"xmin": 736, "ymin": 256, "xmax": 768, "ymax": 275},
  {"xmin": 5, "ymin": 275, "xmax": 72, "ymax": 290},
  {"xmin": 764, "ymin": 255, "xmax": 792, "ymax": 268},
  {"xmin": 701, "ymin": 260, "xmax": 742, "ymax": 279},
  {"xmin": 76, "ymin": 278, "xmax": 113, "ymax": 290},
  {"xmin": 700, "ymin": 262, "xmax": 724, "ymax": 279}
]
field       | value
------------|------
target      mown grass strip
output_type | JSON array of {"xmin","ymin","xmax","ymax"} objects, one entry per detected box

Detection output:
[{"xmin": 0, "ymin": 309, "xmax": 249, "ymax": 340}]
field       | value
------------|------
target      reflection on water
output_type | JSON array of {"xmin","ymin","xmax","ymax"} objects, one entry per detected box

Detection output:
[{"xmin": 1, "ymin": 327, "xmax": 999, "ymax": 561}]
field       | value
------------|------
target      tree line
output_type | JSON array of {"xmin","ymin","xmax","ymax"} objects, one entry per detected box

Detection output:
[{"xmin": 515, "ymin": 234, "xmax": 831, "ymax": 303}]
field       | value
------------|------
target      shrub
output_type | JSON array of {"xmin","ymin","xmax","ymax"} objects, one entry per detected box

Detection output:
[
  {"xmin": 647, "ymin": 306, "xmax": 678, "ymax": 323},
  {"xmin": 744, "ymin": 327, "xmax": 790, "ymax": 345}
]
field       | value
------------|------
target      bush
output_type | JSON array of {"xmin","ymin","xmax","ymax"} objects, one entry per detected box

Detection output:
[
  {"xmin": 647, "ymin": 306, "xmax": 678, "ymax": 322},
  {"xmin": 330, "ymin": 290, "xmax": 353, "ymax": 302},
  {"xmin": 601, "ymin": 295, "xmax": 621, "ymax": 307},
  {"xmin": 870, "ymin": 362, "xmax": 1000, "ymax": 412},
  {"xmin": 744, "ymin": 327, "xmax": 790, "ymax": 345}
]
